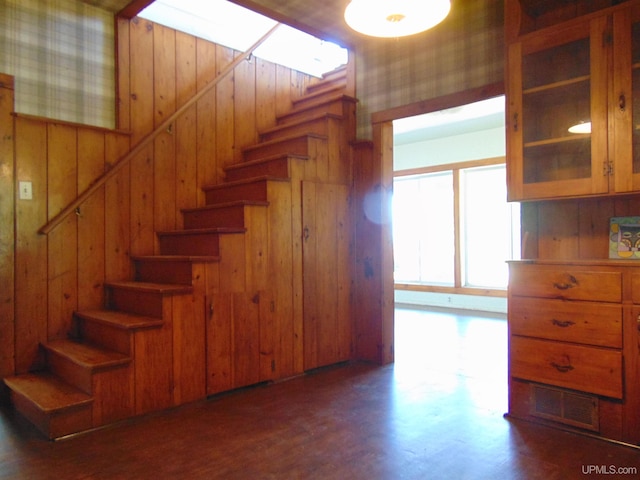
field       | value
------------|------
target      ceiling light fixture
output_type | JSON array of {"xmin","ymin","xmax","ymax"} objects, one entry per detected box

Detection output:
[
  {"xmin": 568, "ymin": 121, "xmax": 591, "ymax": 134},
  {"xmin": 344, "ymin": 0, "xmax": 451, "ymax": 38}
]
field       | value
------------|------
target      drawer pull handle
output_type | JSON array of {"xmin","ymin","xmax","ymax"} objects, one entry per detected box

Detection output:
[
  {"xmin": 550, "ymin": 362, "xmax": 574, "ymax": 373},
  {"xmin": 553, "ymin": 274, "xmax": 578, "ymax": 291},
  {"xmin": 552, "ymin": 319, "xmax": 575, "ymax": 328}
]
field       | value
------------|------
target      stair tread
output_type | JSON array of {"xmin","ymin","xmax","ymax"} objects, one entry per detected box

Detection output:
[
  {"xmin": 181, "ymin": 200, "xmax": 269, "ymax": 213},
  {"xmin": 105, "ymin": 281, "xmax": 194, "ymax": 294},
  {"xmin": 277, "ymin": 93, "xmax": 357, "ymax": 123},
  {"xmin": 131, "ymin": 254, "xmax": 221, "ymax": 263},
  {"xmin": 242, "ymin": 132, "xmax": 327, "ymax": 153},
  {"xmin": 75, "ymin": 309, "xmax": 165, "ymax": 330},
  {"xmin": 4, "ymin": 373, "xmax": 93, "ymax": 413},
  {"xmin": 156, "ymin": 227, "xmax": 246, "ymax": 236},
  {"xmin": 202, "ymin": 175, "xmax": 290, "ymax": 191},
  {"xmin": 224, "ymin": 154, "xmax": 307, "ymax": 172},
  {"xmin": 45, "ymin": 339, "xmax": 130, "ymax": 371},
  {"xmin": 259, "ymin": 113, "xmax": 342, "ymax": 136}
]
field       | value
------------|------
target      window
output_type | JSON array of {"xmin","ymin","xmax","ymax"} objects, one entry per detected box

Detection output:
[
  {"xmin": 393, "ymin": 161, "xmax": 520, "ymax": 292},
  {"xmin": 139, "ymin": 0, "xmax": 348, "ymax": 78}
]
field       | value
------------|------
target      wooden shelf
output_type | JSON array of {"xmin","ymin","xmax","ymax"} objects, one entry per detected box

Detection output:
[{"xmin": 523, "ymin": 75, "xmax": 590, "ymax": 95}]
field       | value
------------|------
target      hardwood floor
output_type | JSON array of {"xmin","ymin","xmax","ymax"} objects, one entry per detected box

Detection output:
[{"xmin": 1, "ymin": 306, "xmax": 639, "ymax": 479}]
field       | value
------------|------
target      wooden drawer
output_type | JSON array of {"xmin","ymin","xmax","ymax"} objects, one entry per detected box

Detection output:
[
  {"xmin": 509, "ymin": 297, "xmax": 622, "ymax": 348},
  {"xmin": 510, "ymin": 336, "xmax": 623, "ymax": 399},
  {"xmin": 509, "ymin": 264, "xmax": 622, "ymax": 302}
]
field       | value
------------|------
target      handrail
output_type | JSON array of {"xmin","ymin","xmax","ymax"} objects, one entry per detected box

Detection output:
[{"xmin": 39, "ymin": 23, "xmax": 281, "ymax": 235}]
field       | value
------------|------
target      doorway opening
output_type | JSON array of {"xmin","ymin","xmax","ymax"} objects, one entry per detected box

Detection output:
[
  {"xmin": 391, "ymin": 95, "xmax": 520, "ymax": 315},
  {"xmin": 388, "ymin": 92, "xmax": 515, "ymax": 409}
]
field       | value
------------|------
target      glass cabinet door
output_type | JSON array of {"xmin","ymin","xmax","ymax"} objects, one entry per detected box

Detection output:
[
  {"xmin": 613, "ymin": 5, "xmax": 640, "ymax": 192},
  {"xmin": 507, "ymin": 18, "xmax": 609, "ymax": 200}
]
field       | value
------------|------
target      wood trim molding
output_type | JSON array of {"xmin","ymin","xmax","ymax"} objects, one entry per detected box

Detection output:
[{"xmin": 371, "ymin": 81, "xmax": 505, "ymax": 125}]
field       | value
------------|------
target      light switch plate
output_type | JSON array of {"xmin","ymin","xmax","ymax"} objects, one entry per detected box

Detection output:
[{"xmin": 19, "ymin": 181, "xmax": 32, "ymax": 200}]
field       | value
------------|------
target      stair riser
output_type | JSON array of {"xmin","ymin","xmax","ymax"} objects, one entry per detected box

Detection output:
[
  {"xmin": 91, "ymin": 367, "xmax": 134, "ymax": 427},
  {"xmin": 76, "ymin": 318, "xmax": 133, "ymax": 356},
  {"xmin": 158, "ymin": 233, "xmax": 221, "ymax": 256},
  {"xmin": 243, "ymin": 136, "xmax": 313, "ymax": 163},
  {"xmin": 10, "ymin": 391, "xmax": 92, "ymax": 440},
  {"xmin": 183, "ymin": 205, "xmax": 246, "ymax": 229},
  {"xmin": 307, "ymin": 76, "xmax": 346, "ymax": 94},
  {"xmin": 204, "ymin": 182, "xmax": 268, "ymax": 205},
  {"xmin": 107, "ymin": 288, "xmax": 165, "ymax": 318},
  {"xmin": 260, "ymin": 117, "xmax": 332, "ymax": 143},
  {"xmin": 134, "ymin": 259, "xmax": 194, "ymax": 285},
  {"xmin": 224, "ymin": 157, "xmax": 290, "ymax": 183},
  {"xmin": 277, "ymin": 100, "xmax": 346, "ymax": 127},
  {"xmin": 45, "ymin": 350, "xmax": 93, "ymax": 395}
]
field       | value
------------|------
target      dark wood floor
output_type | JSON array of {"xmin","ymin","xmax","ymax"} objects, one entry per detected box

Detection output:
[{"xmin": 1, "ymin": 306, "xmax": 639, "ymax": 479}]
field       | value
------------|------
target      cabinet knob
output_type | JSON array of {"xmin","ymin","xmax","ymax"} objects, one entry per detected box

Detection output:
[{"xmin": 619, "ymin": 93, "xmax": 626, "ymax": 112}]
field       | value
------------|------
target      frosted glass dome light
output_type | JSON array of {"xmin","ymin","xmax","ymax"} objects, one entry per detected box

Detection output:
[{"xmin": 344, "ymin": 0, "xmax": 451, "ymax": 38}]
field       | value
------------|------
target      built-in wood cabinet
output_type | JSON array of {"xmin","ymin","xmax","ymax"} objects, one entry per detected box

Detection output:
[
  {"xmin": 508, "ymin": 261, "xmax": 640, "ymax": 444},
  {"xmin": 506, "ymin": 1, "xmax": 640, "ymax": 201}
]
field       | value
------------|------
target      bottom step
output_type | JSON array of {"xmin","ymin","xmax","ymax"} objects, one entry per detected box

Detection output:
[{"xmin": 4, "ymin": 373, "xmax": 93, "ymax": 439}]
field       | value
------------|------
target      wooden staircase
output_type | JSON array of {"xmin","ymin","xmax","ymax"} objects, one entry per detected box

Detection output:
[{"xmin": 3, "ymin": 66, "xmax": 357, "ymax": 439}]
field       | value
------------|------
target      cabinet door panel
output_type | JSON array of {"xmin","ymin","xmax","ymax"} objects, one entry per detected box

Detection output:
[
  {"xmin": 507, "ymin": 16, "xmax": 609, "ymax": 200},
  {"xmin": 612, "ymin": 6, "xmax": 640, "ymax": 192},
  {"xmin": 302, "ymin": 181, "xmax": 351, "ymax": 370}
]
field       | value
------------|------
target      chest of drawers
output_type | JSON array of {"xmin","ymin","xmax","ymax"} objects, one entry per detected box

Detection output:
[{"xmin": 508, "ymin": 261, "xmax": 640, "ymax": 445}]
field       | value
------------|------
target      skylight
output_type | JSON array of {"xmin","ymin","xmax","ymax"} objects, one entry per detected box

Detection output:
[{"xmin": 139, "ymin": 0, "xmax": 348, "ymax": 77}]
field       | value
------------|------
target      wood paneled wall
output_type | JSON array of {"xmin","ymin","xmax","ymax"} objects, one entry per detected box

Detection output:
[
  {"xmin": 4, "ymin": 17, "xmax": 322, "ymax": 377},
  {"xmin": 0, "ymin": 74, "xmax": 15, "ymax": 387},
  {"xmin": 521, "ymin": 195, "xmax": 640, "ymax": 260}
]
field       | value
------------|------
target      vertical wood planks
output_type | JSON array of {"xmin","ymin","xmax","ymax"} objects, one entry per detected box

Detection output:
[
  {"xmin": 0, "ymin": 75, "xmax": 15, "ymax": 379},
  {"xmin": 195, "ymin": 38, "xmax": 217, "ymax": 204},
  {"xmin": 255, "ymin": 58, "xmax": 277, "ymax": 134},
  {"xmin": 175, "ymin": 31, "xmax": 198, "ymax": 223},
  {"xmin": 105, "ymin": 132, "xmax": 131, "ymax": 281},
  {"xmin": 47, "ymin": 124, "xmax": 78, "ymax": 340},
  {"xmin": 129, "ymin": 18, "xmax": 155, "ymax": 256},
  {"xmin": 14, "ymin": 119, "xmax": 48, "ymax": 373},
  {"xmin": 77, "ymin": 129, "xmax": 106, "ymax": 311},
  {"xmin": 153, "ymin": 24, "xmax": 177, "ymax": 240},
  {"xmin": 216, "ymin": 46, "xmax": 235, "ymax": 184},
  {"xmin": 234, "ymin": 52, "xmax": 256, "ymax": 163}
]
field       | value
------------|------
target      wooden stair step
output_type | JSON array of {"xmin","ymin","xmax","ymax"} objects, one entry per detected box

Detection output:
[
  {"xmin": 157, "ymin": 227, "xmax": 245, "ymax": 256},
  {"xmin": 44, "ymin": 339, "xmax": 130, "ymax": 373},
  {"xmin": 202, "ymin": 176, "xmax": 289, "ymax": 205},
  {"xmin": 242, "ymin": 133, "xmax": 326, "ymax": 163},
  {"xmin": 300, "ymin": 81, "xmax": 345, "ymax": 100},
  {"xmin": 106, "ymin": 281, "xmax": 194, "ymax": 318},
  {"xmin": 75, "ymin": 309, "xmax": 165, "ymax": 330},
  {"xmin": 73, "ymin": 309, "xmax": 165, "ymax": 357},
  {"xmin": 277, "ymin": 94, "xmax": 357, "ymax": 126},
  {"xmin": 259, "ymin": 113, "xmax": 342, "ymax": 143},
  {"xmin": 4, "ymin": 372, "xmax": 93, "ymax": 439},
  {"xmin": 182, "ymin": 200, "xmax": 269, "ymax": 229},
  {"xmin": 224, "ymin": 154, "xmax": 304, "ymax": 183},
  {"xmin": 132, "ymin": 255, "xmax": 220, "ymax": 284},
  {"xmin": 4, "ymin": 373, "xmax": 93, "ymax": 414},
  {"xmin": 306, "ymin": 67, "xmax": 347, "ymax": 93},
  {"xmin": 106, "ymin": 280, "xmax": 194, "ymax": 295}
]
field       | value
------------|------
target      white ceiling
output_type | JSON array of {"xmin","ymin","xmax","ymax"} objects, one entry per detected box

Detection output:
[{"xmin": 393, "ymin": 96, "xmax": 505, "ymax": 145}]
